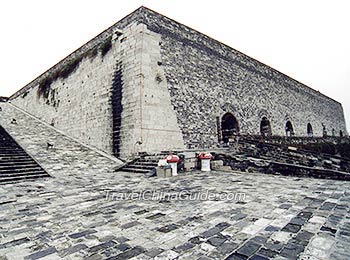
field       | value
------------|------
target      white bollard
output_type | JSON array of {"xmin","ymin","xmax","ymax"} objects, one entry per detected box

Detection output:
[
  {"xmin": 169, "ymin": 162, "xmax": 178, "ymax": 176},
  {"xmin": 198, "ymin": 152, "xmax": 213, "ymax": 172},
  {"xmin": 166, "ymin": 154, "xmax": 180, "ymax": 176},
  {"xmin": 201, "ymin": 158, "xmax": 211, "ymax": 172}
]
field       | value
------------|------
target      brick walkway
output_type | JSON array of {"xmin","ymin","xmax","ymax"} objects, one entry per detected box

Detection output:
[{"xmin": 0, "ymin": 103, "xmax": 350, "ymax": 260}]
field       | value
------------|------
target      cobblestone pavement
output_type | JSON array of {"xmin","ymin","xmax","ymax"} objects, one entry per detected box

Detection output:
[{"xmin": 0, "ymin": 104, "xmax": 350, "ymax": 260}]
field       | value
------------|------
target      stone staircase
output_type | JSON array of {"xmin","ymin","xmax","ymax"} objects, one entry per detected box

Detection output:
[
  {"xmin": 0, "ymin": 102, "xmax": 122, "ymax": 185},
  {"xmin": 0, "ymin": 124, "xmax": 49, "ymax": 183},
  {"xmin": 118, "ymin": 153, "xmax": 170, "ymax": 174}
]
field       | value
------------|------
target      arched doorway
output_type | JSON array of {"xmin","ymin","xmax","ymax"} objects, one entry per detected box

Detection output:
[
  {"xmin": 285, "ymin": 121, "xmax": 294, "ymax": 136},
  {"xmin": 221, "ymin": 113, "xmax": 239, "ymax": 143},
  {"xmin": 307, "ymin": 123, "xmax": 313, "ymax": 137},
  {"xmin": 260, "ymin": 117, "xmax": 272, "ymax": 137},
  {"xmin": 322, "ymin": 124, "xmax": 327, "ymax": 137},
  {"xmin": 340, "ymin": 130, "xmax": 344, "ymax": 137}
]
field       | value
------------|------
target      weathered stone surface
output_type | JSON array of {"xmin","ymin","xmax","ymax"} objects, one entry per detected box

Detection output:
[
  {"xmin": 24, "ymin": 247, "xmax": 57, "ymax": 260},
  {"xmin": 237, "ymin": 241, "xmax": 261, "ymax": 257},
  {"xmin": 282, "ymin": 223, "xmax": 301, "ymax": 233}
]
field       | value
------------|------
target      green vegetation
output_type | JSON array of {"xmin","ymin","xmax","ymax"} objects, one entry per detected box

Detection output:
[
  {"xmin": 37, "ymin": 36, "xmax": 113, "ymax": 100},
  {"xmin": 100, "ymin": 36, "xmax": 112, "ymax": 57}
]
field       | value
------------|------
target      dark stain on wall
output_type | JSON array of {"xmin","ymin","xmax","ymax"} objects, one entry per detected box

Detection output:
[{"xmin": 111, "ymin": 62, "xmax": 123, "ymax": 157}]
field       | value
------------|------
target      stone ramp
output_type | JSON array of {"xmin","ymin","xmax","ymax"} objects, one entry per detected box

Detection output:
[
  {"xmin": 0, "ymin": 103, "xmax": 122, "ymax": 182},
  {"xmin": 0, "ymin": 124, "xmax": 50, "ymax": 183}
]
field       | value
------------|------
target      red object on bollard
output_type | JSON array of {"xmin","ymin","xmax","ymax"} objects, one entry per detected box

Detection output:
[
  {"xmin": 198, "ymin": 152, "xmax": 213, "ymax": 160},
  {"xmin": 166, "ymin": 155, "xmax": 180, "ymax": 163}
]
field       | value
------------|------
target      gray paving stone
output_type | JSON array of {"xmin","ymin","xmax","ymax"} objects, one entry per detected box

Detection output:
[
  {"xmin": 0, "ymin": 237, "xmax": 30, "ymax": 249},
  {"xmin": 134, "ymin": 209, "xmax": 148, "ymax": 215},
  {"xmin": 281, "ymin": 223, "xmax": 301, "ymax": 233},
  {"xmin": 250, "ymin": 255, "xmax": 269, "ymax": 260},
  {"xmin": 200, "ymin": 227, "xmax": 222, "ymax": 238},
  {"xmin": 218, "ymin": 242, "xmax": 238, "ymax": 255},
  {"xmin": 320, "ymin": 202, "xmax": 337, "ymax": 211},
  {"xmin": 264, "ymin": 241, "xmax": 284, "ymax": 252},
  {"xmin": 294, "ymin": 230, "xmax": 314, "ymax": 245},
  {"xmin": 145, "ymin": 213, "xmax": 165, "ymax": 220},
  {"xmin": 120, "ymin": 221, "xmax": 140, "ymax": 229},
  {"xmin": 84, "ymin": 254, "xmax": 103, "ymax": 260},
  {"xmin": 68, "ymin": 229, "xmax": 97, "ymax": 239},
  {"xmin": 225, "ymin": 252, "xmax": 248, "ymax": 260},
  {"xmin": 24, "ymin": 247, "xmax": 57, "ymax": 260},
  {"xmin": 114, "ymin": 236, "xmax": 129, "ymax": 243},
  {"xmin": 231, "ymin": 213, "xmax": 247, "ymax": 221},
  {"xmin": 264, "ymin": 225, "xmax": 279, "ymax": 232},
  {"xmin": 144, "ymin": 247, "xmax": 163, "ymax": 257},
  {"xmin": 60, "ymin": 244, "xmax": 88, "ymax": 257},
  {"xmin": 173, "ymin": 242, "xmax": 196, "ymax": 253},
  {"xmin": 106, "ymin": 246, "xmax": 145, "ymax": 260},
  {"xmin": 189, "ymin": 236, "xmax": 203, "ymax": 244},
  {"xmin": 237, "ymin": 241, "xmax": 261, "ymax": 257},
  {"xmin": 157, "ymin": 223, "xmax": 179, "ymax": 233},
  {"xmin": 115, "ymin": 243, "xmax": 131, "ymax": 252},
  {"xmin": 250, "ymin": 236, "xmax": 268, "ymax": 245},
  {"xmin": 257, "ymin": 247, "xmax": 278, "ymax": 258},
  {"xmin": 280, "ymin": 242, "xmax": 305, "ymax": 259},
  {"xmin": 279, "ymin": 204, "xmax": 292, "ymax": 209},
  {"xmin": 290, "ymin": 217, "xmax": 308, "ymax": 225},
  {"xmin": 320, "ymin": 225, "xmax": 337, "ymax": 234},
  {"xmin": 207, "ymin": 234, "xmax": 228, "ymax": 247},
  {"xmin": 89, "ymin": 241, "xmax": 117, "ymax": 253}
]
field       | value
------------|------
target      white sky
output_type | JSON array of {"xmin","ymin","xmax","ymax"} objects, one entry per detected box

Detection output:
[{"xmin": 1, "ymin": 0, "xmax": 349, "ymax": 130}]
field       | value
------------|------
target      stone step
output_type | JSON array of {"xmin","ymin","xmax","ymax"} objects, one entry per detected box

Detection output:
[
  {"xmin": 0, "ymin": 156, "xmax": 36, "ymax": 161},
  {"xmin": 136, "ymin": 159, "xmax": 159, "ymax": 164},
  {"xmin": 0, "ymin": 152, "xmax": 29, "ymax": 157},
  {"xmin": 0, "ymin": 166, "xmax": 45, "ymax": 174},
  {"xmin": 120, "ymin": 167, "xmax": 150, "ymax": 174},
  {"xmin": 133, "ymin": 161, "xmax": 158, "ymax": 166},
  {"xmin": 0, "ymin": 170, "xmax": 48, "ymax": 177},
  {"xmin": 0, "ymin": 123, "xmax": 50, "ymax": 183},
  {"xmin": 0, "ymin": 160, "xmax": 36, "ymax": 166},
  {"xmin": 0, "ymin": 163, "xmax": 40, "ymax": 170},
  {"xmin": 0, "ymin": 148, "xmax": 24, "ymax": 152},
  {"xmin": 127, "ymin": 164, "xmax": 156, "ymax": 170},
  {"xmin": 0, "ymin": 173, "xmax": 50, "ymax": 183},
  {"xmin": 142, "ymin": 154, "xmax": 169, "ymax": 159}
]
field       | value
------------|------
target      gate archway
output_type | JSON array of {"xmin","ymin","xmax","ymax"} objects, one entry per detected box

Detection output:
[
  {"xmin": 285, "ymin": 121, "xmax": 294, "ymax": 136},
  {"xmin": 260, "ymin": 117, "xmax": 272, "ymax": 137},
  {"xmin": 307, "ymin": 123, "xmax": 313, "ymax": 137},
  {"xmin": 221, "ymin": 113, "xmax": 239, "ymax": 143}
]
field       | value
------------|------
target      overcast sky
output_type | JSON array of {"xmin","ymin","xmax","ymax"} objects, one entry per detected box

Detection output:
[{"xmin": 1, "ymin": 0, "xmax": 349, "ymax": 131}]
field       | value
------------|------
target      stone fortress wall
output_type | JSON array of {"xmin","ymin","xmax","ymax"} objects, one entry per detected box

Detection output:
[
  {"xmin": 8, "ymin": 9, "xmax": 144, "ymax": 155},
  {"xmin": 9, "ymin": 8, "xmax": 185, "ymax": 158},
  {"xmin": 135, "ymin": 8, "xmax": 347, "ymax": 148},
  {"xmin": 9, "ymin": 7, "xmax": 347, "ymax": 158}
]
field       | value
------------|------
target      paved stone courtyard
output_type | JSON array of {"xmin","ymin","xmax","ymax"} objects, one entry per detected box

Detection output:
[
  {"xmin": 0, "ymin": 104, "xmax": 350, "ymax": 260},
  {"xmin": 1, "ymin": 169, "xmax": 350, "ymax": 260}
]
